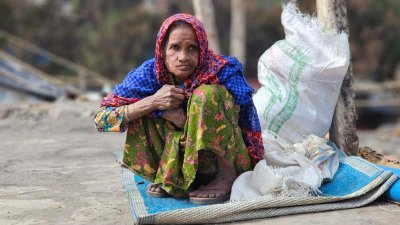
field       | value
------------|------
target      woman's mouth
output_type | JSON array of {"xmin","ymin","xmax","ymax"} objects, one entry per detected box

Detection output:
[{"xmin": 177, "ymin": 65, "xmax": 191, "ymax": 71}]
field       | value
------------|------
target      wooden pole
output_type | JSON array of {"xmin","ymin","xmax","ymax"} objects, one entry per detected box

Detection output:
[
  {"xmin": 78, "ymin": 69, "xmax": 88, "ymax": 92},
  {"xmin": 316, "ymin": 0, "xmax": 359, "ymax": 156},
  {"xmin": 192, "ymin": 0, "xmax": 221, "ymax": 53},
  {"xmin": 230, "ymin": 0, "xmax": 246, "ymax": 67}
]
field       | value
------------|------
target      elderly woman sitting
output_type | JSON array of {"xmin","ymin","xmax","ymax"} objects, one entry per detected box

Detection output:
[{"xmin": 95, "ymin": 14, "xmax": 264, "ymax": 204}]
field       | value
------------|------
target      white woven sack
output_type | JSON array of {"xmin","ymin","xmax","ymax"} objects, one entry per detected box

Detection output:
[{"xmin": 253, "ymin": 2, "xmax": 350, "ymax": 147}]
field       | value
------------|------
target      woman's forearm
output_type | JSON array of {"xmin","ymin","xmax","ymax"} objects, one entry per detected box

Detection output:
[
  {"xmin": 121, "ymin": 95, "xmax": 157, "ymax": 126},
  {"xmin": 97, "ymin": 84, "xmax": 185, "ymax": 129},
  {"xmin": 122, "ymin": 84, "xmax": 186, "ymax": 126},
  {"xmin": 95, "ymin": 96, "xmax": 158, "ymax": 132}
]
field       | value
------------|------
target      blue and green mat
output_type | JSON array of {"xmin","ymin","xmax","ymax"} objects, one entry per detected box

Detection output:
[{"xmin": 117, "ymin": 145, "xmax": 399, "ymax": 224}]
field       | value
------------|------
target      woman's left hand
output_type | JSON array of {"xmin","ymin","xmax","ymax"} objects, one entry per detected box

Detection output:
[{"xmin": 162, "ymin": 107, "xmax": 187, "ymax": 129}]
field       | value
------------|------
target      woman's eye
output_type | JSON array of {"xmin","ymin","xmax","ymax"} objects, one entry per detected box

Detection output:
[
  {"xmin": 170, "ymin": 45, "xmax": 179, "ymax": 50},
  {"xmin": 189, "ymin": 46, "xmax": 198, "ymax": 51}
]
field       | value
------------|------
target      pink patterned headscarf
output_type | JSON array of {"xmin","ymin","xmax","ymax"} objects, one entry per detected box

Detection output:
[{"xmin": 155, "ymin": 13, "xmax": 228, "ymax": 97}]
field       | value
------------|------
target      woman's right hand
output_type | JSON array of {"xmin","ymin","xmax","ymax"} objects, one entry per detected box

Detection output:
[
  {"xmin": 121, "ymin": 85, "xmax": 184, "ymax": 125},
  {"xmin": 152, "ymin": 85, "xmax": 185, "ymax": 110}
]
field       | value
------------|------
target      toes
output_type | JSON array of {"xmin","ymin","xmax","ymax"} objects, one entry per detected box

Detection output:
[
  {"xmin": 191, "ymin": 189, "xmax": 227, "ymax": 198},
  {"xmin": 206, "ymin": 191, "xmax": 218, "ymax": 198},
  {"xmin": 155, "ymin": 186, "xmax": 164, "ymax": 193},
  {"xmin": 198, "ymin": 192, "xmax": 209, "ymax": 198},
  {"xmin": 189, "ymin": 189, "xmax": 200, "ymax": 197},
  {"xmin": 148, "ymin": 183, "xmax": 164, "ymax": 193},
  {"xmin": 208, "ymin": 192, "xmax": 217, "ymax": 198}
]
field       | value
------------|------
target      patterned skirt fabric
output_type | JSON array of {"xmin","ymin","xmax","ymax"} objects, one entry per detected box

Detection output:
[{"xmin": 122, "ymin": 85, "xmax": 253, "ymax": 197}]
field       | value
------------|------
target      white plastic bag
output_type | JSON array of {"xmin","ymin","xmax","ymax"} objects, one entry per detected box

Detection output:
[
  {"xmin": 253, "ymin": 2, "xmax": 350, "ymax": 146},
  {"xmin": 230, "ymin": 133, "xmax": 339, "ymax": 201}
]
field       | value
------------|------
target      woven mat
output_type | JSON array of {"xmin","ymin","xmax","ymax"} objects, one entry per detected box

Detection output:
[{"xmin": 120, "ymin": 154, "xmax": 397, "ymax": 224}]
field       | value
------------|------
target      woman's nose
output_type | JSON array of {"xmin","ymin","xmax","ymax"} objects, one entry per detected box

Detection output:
[{"xmin": 178, "ymin": 50, "xmax": 189, "ymax": 61}]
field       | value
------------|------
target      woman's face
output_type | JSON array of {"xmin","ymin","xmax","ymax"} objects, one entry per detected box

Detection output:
[{"xmin": 164, "ymin": 25, "xmax": 199, "ymax": 83}]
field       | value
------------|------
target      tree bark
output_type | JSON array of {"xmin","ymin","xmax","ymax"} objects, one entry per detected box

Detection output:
[
  {"xmin": 230, "ymin": 0, "xmax": 246, "ymax": 67},
  {"xmin": 317, "ymin": 0, "xmax": 359, "ymax": 156},
  {"xmin": 192, "ymin": 0, "xmax": 221, "ymax": 53}
]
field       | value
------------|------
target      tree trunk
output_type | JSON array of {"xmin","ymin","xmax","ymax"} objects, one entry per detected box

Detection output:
[
  {"xmin": 230, "ymin": 0, "xmax": 246, "ymax": 67},
  {"xmin": 192, "ymin": 0, "xmax": 221, "ymax": 53},
  {"xmin": 317, "ymin": 0, "xmax": 359, "ymax": 156}
]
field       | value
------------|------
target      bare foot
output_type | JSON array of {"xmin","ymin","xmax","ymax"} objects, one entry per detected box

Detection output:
[
  {"xmin": 147, "ymin": 183, "xmax": 169, "ymax": 197},
  {"xmin": 189, "ymin": 156, "xmax": 237, "ymax": 198},
  {"xmin": 148, "ymin": 183, "xmax": 165, "ymax": 193}
]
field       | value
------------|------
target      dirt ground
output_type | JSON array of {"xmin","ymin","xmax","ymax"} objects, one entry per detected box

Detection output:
[{"xmin": 0, "ymin": 100, "xmax": 399, "ymax": 225}]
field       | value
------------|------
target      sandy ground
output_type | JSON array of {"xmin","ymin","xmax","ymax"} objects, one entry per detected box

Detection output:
[{"xmin": 0, "ymin": 100, "xmax": 399, "ymax": 225}]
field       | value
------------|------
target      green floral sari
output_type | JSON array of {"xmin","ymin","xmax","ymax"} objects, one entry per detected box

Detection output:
[{"xmin": 121, "ymin": 85, "xmax": 252, "ymax": 197}]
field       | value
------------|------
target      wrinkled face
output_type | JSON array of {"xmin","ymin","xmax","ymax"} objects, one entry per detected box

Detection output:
[{"xmin": 164, "ymin": 25, "xmax": 199, "ymax": 84}]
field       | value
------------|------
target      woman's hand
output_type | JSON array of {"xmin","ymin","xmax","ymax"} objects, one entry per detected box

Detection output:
[
  {"xmin": 152, "ymin": 85, "xmax": 185, "ymax": 110},
  {"xmin": 162, "ymin": 107, "xmax": 187, "ymax": 129},
  {"xmin": 121, "ymin": 84, "xmax": 185, "ymax": 126}
]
